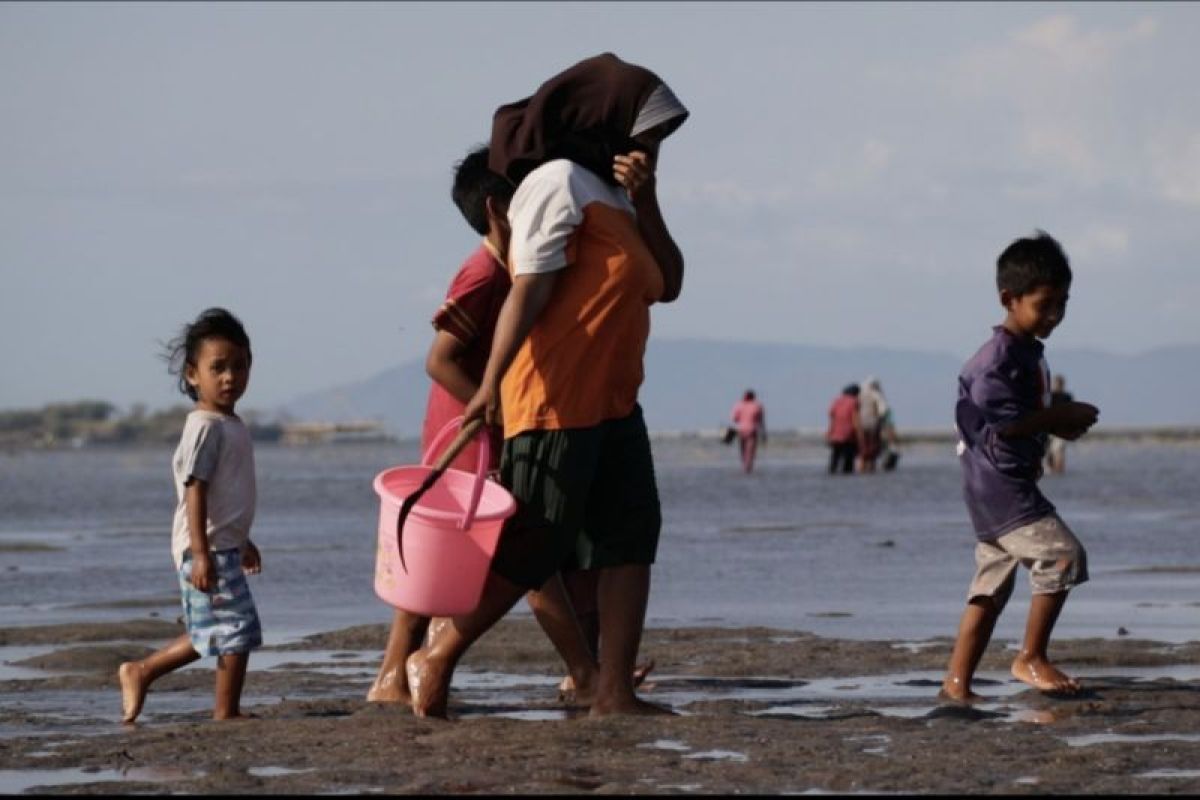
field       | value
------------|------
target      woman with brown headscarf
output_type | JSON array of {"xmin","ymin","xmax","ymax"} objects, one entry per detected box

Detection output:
[{"xmin": 406, "ymin": 53, "xmax": 688, "ymax": 718}]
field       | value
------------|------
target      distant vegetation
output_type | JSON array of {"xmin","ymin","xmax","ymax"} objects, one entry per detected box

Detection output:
[{"xmin": 0, "ymin": 401, "xmax": 283, "ymax": 449}]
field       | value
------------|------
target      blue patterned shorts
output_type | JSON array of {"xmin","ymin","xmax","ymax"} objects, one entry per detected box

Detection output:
[{"xmin": 178, "ymin": 547, "xmax": 263, "ymax": 656}]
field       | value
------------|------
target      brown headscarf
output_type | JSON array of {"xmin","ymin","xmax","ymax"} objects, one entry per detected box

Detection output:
[{"xmin": 489, "ymin": 52, "xmax": 688, "ymax": 187}]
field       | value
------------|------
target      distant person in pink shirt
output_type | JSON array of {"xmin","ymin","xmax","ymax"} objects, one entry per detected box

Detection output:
[
  {"xmin": 826, "ymin": 384, "xmax": 862, "ymax": 474},
  {"xmin": 730, "ymin": 389, "xmax": 767, "ymax": 473}
]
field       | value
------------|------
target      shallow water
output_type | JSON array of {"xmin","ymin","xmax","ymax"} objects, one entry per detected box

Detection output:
[{"xmin": 1, "ymin": 439, "xmax": 1197, "ymax": 644}]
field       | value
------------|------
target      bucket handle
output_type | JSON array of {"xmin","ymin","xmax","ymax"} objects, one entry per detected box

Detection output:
[{"xmin": 421, "ymin": 415, "xmax": 490, "ymax": 531}]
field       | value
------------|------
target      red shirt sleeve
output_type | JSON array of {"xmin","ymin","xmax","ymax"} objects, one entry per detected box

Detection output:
[{"xmin": 431, "ymin": 246, "xmax": 509, "ymax": 346}]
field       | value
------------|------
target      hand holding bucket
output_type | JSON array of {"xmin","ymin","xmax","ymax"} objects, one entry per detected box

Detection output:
[
  {"xmin": 372, "ymin": 417, "xmax": 516, "ymax": 616},
  {"xmin": 395, "ymin": 417, "xmax": 484, "ymax": 571}
]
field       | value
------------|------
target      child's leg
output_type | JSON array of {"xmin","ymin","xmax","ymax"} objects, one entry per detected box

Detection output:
[
  {"xmin": 1011, "ymin": 590, "xmax": 1080, "ymax": 693},
  {"xmin": 524, "ymin": 572, "xmax": 596, "ymax": 701},
  {"xmin": 213, "ymin": 652, "xmax": 250, "ymax": 720},
  {"xmin": 939, "ymin": 592, "xmax": 1005, "ymax": 702},
  {"xmin": 553, "ymin": 568, "xmax": 656, "ymax": 703},
  {"xmin": 118, "ymin": 633, "xmax": 200, "ymax": 723},
  {"xmin": 941, "ymin": 543, "xmax": 1017, "ymax": 703},
  {"xmin": 562, "ymin": 568, "xmax": 600, "ymax": 656},
  {"xmin": 1001, "ymin": 515, "xmax": 1088, "ymax": 693},
  {"xmin": 367, "ymin": 610, "xmax": 430, "ymax": 702}
]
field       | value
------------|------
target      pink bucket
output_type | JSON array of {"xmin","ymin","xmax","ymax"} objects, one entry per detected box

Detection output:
[{"xmin": 372, "ymin": 418, "xmax": 516, "ymax": 616}]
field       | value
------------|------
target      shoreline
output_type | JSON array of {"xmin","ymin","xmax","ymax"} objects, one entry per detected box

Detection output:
[
  {"xmin": 2, "ymin": 617, "xmax": 1199, "ymax": 794},
  {"xmin": 4, "ymin": 425, "xmax": 1200, "ymax": 454}
]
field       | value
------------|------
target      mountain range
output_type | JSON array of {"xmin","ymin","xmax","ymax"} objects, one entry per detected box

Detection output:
[{"xmin": 281, "ymin": 338, "xmax": 1200, "ymax": 436}]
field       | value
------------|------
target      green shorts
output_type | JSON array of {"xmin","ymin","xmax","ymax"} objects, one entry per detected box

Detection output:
[{"xmin": 490, "ymin": 405, "xmax": 663, "ymax": 590}]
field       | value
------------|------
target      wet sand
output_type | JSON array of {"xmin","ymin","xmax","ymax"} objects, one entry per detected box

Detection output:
[{"xmin": 2, "ymin": 617, "xmax": 1199, "ymax": 794}]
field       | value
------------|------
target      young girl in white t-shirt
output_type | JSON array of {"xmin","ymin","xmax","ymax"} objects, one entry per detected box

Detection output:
[{"xmin": 118, "ymin": 307, "xmax": 263, "ymax": 723}]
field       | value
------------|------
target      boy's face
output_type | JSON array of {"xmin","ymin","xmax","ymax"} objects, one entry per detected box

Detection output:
[
  {"xmin": 1001, "ymin": 283, "xmax": 1070, "ymax": 340},
  {"xmin": 484, "ymin": 196, "xmax": 511, "ymax": 254}
]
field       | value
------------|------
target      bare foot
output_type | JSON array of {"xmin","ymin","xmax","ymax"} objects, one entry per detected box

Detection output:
[
  {"xmin": 213, "ymin": 711, "xmax": 255, "ymax": 721},
  {"xmin": 558, "ymin": 659, "xmax": 655, "ymax": 707},
  {"xmin": 118, "ymin": 662, "xmax": 147, "ymax": 724},
  {"xmin": 557, "ymin": 674, "xmax": 594, "ymax": 708},
  {"xmin": 589, "ymin": 694, "xmax": 676, "ymax": 717},
  {"xmin": 1011, "ymin": 654, "xmax": 1080, "ymax": 694},
  {"xmin": 366, "ymin": 666, "xmax": 411, "ymax": 704},
  {"xmin": 406, "ymin": 650, "xmax": 450, "ymax": 719},
  {"xmin": 938, "ymin": 687, "xmax": 984, "ymax": 704},
  {"xmin": 632, "ymin": 658, "xmax": 656, "ymax": 688}
]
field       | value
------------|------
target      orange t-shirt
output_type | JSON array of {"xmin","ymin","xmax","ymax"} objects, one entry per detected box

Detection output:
[{"xmin": 501, "ymin": 159, "xmax": 663, "ymax": 438}]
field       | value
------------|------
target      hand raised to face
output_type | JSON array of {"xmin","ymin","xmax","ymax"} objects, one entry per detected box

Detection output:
[{"xmin": 613, "ymin": 151, "xmax": 656, "ymax": 205}]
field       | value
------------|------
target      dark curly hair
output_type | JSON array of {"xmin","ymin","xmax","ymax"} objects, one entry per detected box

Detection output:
[
  {"xmin": 997, "ymin": 230, "xmax": 1072, "ymax": 296},
  {"xmin": 163, "ymin": 307, "xmax": 252, "ymax": 401}
]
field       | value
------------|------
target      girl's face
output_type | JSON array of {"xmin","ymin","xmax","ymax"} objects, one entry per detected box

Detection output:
[{"xmin": 185, "ymin": 336, "xmax": 251, "ymax": 414}]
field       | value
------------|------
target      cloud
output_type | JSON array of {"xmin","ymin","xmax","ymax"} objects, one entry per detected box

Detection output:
[
  {"xmin": 1147, "ymin": 129, "xmax": 1200, "ymax": 207},
  {"xmin": 948, "ymin": 14, "xmax": 1160, "ymax": 185},
  {"xmin": 1070, "ymin": 223, "xmax": 1131, "ymax": 263},
  {"xmin": 664, "ymin": 179, "xmax": 793, "ymax": 214},
  {"xmin": 1012, "ymin": 14, "xmax": 1157, "ymax": 73}
]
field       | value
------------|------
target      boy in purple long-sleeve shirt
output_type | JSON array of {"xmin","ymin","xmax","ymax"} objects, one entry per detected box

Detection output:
[{"xmin": 940, "ymin": 231, "xmax": 1100, "ymax": 703}]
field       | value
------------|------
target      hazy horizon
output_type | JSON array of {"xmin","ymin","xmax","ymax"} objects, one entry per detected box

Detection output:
[{"xmin": 3, "ymin": 2, "xmax": 1198, "ymax": 411}]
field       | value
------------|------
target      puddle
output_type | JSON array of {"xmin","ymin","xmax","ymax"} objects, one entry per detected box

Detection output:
[
  {"xmin": 890, "ymin": 641, "xmax": 941, "ymax": 654},
  {"xmin": 1064, "ymin": 733, "xmax": 1200, "ymax": 748},
  {"xmin": 459, "ymin": 708, "xmax": 568, "ymax": 722},
  {"xmin": 248, "ymin": 766, "xmax": 314, "ymax": 778},
  {"xmin": 1008, "ymin": 708, "xmax": 1059, "ymax": 725},
  {"xmin": 873, "ymin": 705, "xmax": 939, "ymax": 719},
  {"xmin": 684, "ymin": 749, "xmax": 748, "ymax": 763},
  {"xmin": 0, "ymin": 765, "xmax": 202, "ymax": 793},
  {"xmin": 751, "ymin": 704, "xmax": 836, "ymax": 719},
  {"xmin": 1137, "ymin": 769, "xmax": 1200, "ymax": 779},
  {"xmin": 847, "ymin": 734, "xmax": 890, "ymax": 755},
  {"xmin": 638, "ymin": 739, "xmax": 691, "ymax": 752}
]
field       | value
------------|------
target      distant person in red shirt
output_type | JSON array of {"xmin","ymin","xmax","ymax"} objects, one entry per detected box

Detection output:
[
  {"xmin": 826, "ymin": 384, "xmax": 862, "ymax": 474},
  {"xmin": 730, "ymin": 389, "xmax": 767, "ymax": 473}
]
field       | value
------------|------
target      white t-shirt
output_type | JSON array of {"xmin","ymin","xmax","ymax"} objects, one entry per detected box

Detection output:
[
  {"xmin": 170, "ymin": 410, "xmax": 257, "ymax": 569},
  {"xmin": 507, "ymin": 159, "xmax": 636, "ymax": 276}
]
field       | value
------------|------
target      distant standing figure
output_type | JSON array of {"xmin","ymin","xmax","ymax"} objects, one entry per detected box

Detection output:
[
  {"xmin": 826, "ymin": 384, "xmax": 861, "ymax": 474},
  {"xmin": 1045, "ymin": 374, "xmax": 1073, "ymax": 474},
  {"xmin": 858, "ymin": 377, "xmax": 889, "ymax": 473},
  {"xmin": 730, "ymin": 389, "xmax": 767, "ymax": 473}
]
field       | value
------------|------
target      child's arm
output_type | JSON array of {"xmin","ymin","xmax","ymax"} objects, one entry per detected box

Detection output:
[
  {"xmin": 185, "ymin": 479, "xmax": 217, "ymax": 592},
  {"xmin": 999, "ymin": 401, "xmax": 1099, "ymax": 441},
  {"xmin": 463, "ymin": 271, "xmax": 560, "ymax": 426},
  {"xmin": 425, "ymin": 330, "xmax": 480, "ymax": 405}
]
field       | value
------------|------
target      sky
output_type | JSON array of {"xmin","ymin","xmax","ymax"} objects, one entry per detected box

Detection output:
[{"xmin": 2, "ymin": 2, "xmax": 1198, "ymax": 412}]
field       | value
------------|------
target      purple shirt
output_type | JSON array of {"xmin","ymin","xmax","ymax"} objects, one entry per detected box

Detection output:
[{"xmin": 956, "ymin": 326, "xmax": 1055, "ymax": 541}]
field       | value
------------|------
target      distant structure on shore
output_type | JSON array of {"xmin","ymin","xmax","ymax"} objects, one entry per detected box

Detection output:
[{"xmin": 279, "ymin": 420, "xmax": 389, "ymax": 445}]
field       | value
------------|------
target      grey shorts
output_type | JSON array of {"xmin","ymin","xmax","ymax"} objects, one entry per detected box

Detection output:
[{"xmin": 968, "ymin": 514, "xmax": 1088, "ymax": 602}]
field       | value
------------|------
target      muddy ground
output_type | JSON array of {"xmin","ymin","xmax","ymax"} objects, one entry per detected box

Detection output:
[{"xmin": 2, "ymin": 617, "xmax": 1199, "ymax": 794}]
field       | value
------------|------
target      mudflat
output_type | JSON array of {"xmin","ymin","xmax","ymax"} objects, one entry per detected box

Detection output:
[{"xmin": 2, "ymin": 617, "xmax": 1199, "ymax": 794}]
